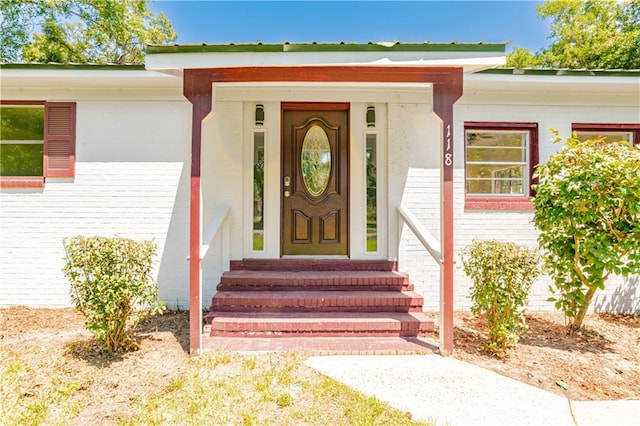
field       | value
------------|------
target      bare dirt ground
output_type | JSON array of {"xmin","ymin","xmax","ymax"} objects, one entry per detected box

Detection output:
[
  {"xmin": 0, "ymin": 307, "xmax": 191, "ymax": 424},
  {"xmin": 451, "ymin": 311, "xmax": 640, "ymax": 401},
  {"xmin": 1, "ymin": 306, "xmax": 638, "ymax": 418}
]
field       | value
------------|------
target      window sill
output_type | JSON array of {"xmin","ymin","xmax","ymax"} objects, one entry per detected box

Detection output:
[
  {"xmin": 0, "ymin": 176, "xmax": 45, "ymax": 188},
  {"xmin": 465, "ymin": 197, "xmax": 534, "ymax": 211}
]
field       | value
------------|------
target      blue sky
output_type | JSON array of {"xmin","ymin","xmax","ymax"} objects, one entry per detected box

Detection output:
[{"xmin": 149, "ymin": 1, "xmax": 551, "ymax": 53}]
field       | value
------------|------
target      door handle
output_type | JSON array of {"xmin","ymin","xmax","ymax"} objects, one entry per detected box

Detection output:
[{"xmin": 284, "ymin": 190, "xmax": 291, "ymax": 198}]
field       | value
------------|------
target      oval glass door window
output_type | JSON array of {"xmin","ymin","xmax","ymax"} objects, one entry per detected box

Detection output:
[{"xmin": 301, "ymin": 125, "xmax": 331, "ymax": 196}]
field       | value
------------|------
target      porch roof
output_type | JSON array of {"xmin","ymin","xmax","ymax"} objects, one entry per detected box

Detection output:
[{"xmin": 145, "ymin": 41, "xmax": 507, "ymax": 75}]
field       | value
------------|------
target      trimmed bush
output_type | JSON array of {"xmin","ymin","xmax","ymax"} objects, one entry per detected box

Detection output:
[
  {"xmin": 460, "ymin": 240, "xmax": 540, "ymax": 357},
  {"xmin": 533, "ymin": 132, "xmax": 640, "ymax": 330},
  {"xmin": 62, "ymin": 235, "xmax": 165, "ymax": 352}
]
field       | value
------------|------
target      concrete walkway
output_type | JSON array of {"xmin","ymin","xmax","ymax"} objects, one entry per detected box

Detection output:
[{"xmin": 305, "ymin": 354, "xmax": 639, "ymax": 426}]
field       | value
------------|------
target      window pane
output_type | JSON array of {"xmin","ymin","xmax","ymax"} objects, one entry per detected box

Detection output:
[
  {"xmin": 466, "ymin": 131, "xmax": 526, "ymax": 148},
  {"xmin": 465, "ymin": 129, "xmax": 528, "ymax": 196},
  {"xmin": 366, "ymin": 134, "xmax": 377, "ymax": 252},
  {"xmin": 0, "ymin": 143, "xmax": 44, "ymax": 176},
  {"xmin": 575, "ymin": 131, "xmax": 633, "ymax": 144},
  {"xmin": 467, "ymin": 146, "xmax": 525, "ymax": 162},
  {"xmin": 301, "ymin": 125, "xmax": 331, "ymax": 197},
  {"xmin": 0, "ymin": 107, "xmax": 44, "ymax": 140},
  {"xmin": 253, "ymin": 133, "xmax": 265, "ymax": 251}
]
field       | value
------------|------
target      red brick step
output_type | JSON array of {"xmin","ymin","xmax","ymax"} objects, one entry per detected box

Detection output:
[
  {"xmin": 206, "ymin": 260, "xmax": 432, "ymax": 340},
  {"xmin": 209, "ymin": 290, "xmax": 424, "ymax": 313},
  {"xmin": 206, "ymin": 312, "xmax": 435, "ymax": 337},
  {"xmin": 231, "ymin": 259, "xmax": 396, "ymax": 271},
  {"xmin": 217, "ymin": 270, "xmax": 413, "ymax": 291}
]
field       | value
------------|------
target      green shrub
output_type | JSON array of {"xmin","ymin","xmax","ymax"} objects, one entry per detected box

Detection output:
[
  {"xmin": 460, "ymin": 240, "xmax": 540, "ymax": 357},
  {"xmin": 533, "ymin": 132, "xmax": 640, "ymax": 331},
  {"xmin": 62, "ymin": 235, "xmax": 165, "ymax": 352}
]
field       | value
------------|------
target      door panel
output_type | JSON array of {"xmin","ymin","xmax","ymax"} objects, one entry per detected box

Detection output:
[{"xmin": 282, "ymin": 105, "xmax": 349, "ymax": 255}]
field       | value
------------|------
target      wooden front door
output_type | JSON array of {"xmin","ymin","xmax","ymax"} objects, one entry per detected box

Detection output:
[{"xmin": 282, "ymin": 103, "xmax": 349, "ymax": 255}]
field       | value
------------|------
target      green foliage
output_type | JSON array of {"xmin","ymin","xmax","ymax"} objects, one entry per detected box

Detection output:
[
  {"xmin": 0, "ymin": 144, "xmax": 43, "ymax": 176},
  {"xmin": 0, "ymin": 106, "xmax": 44, "ymax": 140},
  {"xmin": 532, "ymin": 131, "xmax": 640, "ymax": 330},
  {"xmin": 460, "ymin": 240, "xmax": 541, "ymax": 356},
  {"xmin": 62, "ymin": 235, "xmax": 165, "ymax": 352},
  {"xmin": 0, "ymin": 106, "xmax": 45, "ymax": 176},
  {"xmin": 506, "ymin": 46, "xmax": 537, "ymax": 69},
  {"xmin": 506, "ymin": 0, "xmax": 640, "ymax": 69},
  {"xmin": 1, "ymin": 0, "xmax": 176, "ymax": 64}
]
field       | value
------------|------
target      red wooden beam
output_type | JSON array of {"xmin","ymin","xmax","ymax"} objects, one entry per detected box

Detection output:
[
  {"xmin": 184, "ymin": 71, "xmax": 212, "ymax": 354},
  {"xmin": 433, "ymin": 71, "xmax": 463, "ymax": 355},
  {"xmin": 189, "ymin": 65, "xmax": 458, "ymax": 85}
]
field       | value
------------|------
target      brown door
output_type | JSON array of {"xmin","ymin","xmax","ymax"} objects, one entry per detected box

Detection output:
[{"xmin": 282, "ymin": 103, "xmax": 349, "ymax": 255}]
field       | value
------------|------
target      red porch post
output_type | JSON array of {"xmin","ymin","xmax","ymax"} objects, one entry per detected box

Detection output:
[
  {"xmin": 184, "ymin": 71, "xmax": 212, "ymax": 354},
  {"xmin": 433, "ymin": 72, "xmax": 463, "ymax": 355}
]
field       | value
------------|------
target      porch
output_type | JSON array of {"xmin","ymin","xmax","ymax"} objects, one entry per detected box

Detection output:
[
  {"xmin": 143, "ymin": 42, "xmax": 507, "ymax": 354},
  {"xmin": 185, "ymin": 67, "xmax": 460, "ymax": 356}
]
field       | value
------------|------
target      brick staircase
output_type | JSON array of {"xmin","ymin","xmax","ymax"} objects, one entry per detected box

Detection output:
[{"xmin": 205, "ymin": 259, "xmax": 434, "ymax": 338}]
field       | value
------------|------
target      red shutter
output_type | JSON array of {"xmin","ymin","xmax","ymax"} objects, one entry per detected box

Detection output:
[{"xmin": 44, "ymin": 102, "xmax": 76, "ymax": 178}]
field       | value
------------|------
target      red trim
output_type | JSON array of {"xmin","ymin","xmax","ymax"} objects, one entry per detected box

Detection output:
[
  {"xmin": 572, "ymin": 123, "xmax": 639, "ymax": 146},
  {"xmin": 465, "ymin": 197, "xmax": 534, "ymax": 211},
  {"xmin": 184, "ymin": 65, "xmax": 462, "ymax": 355},
  {"xmin": 282, "ymin": 102, "xmax": 350, "ymax": 111},
  {"xmin": 1, "ymin": 100, "xmax": 46, "ymax": 105},
  {"xmin": 187, "ymin": 65, "xmax": 461, "ymax": 85},
  {"xmin": 465, "ymin": 122, "xmax": 538, "ymax": 130},
  {"xmin": 0, "ymin": 176, "xmax": 45, "ymax": 188}
]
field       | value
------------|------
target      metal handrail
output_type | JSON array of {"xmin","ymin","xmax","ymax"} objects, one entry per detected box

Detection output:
[{"xmin": 397, "ymin": 205, "xmax": 443, "ymax": 265}]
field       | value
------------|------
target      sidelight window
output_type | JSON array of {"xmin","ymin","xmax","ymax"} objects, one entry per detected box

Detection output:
[
  {"xmin": 365, "ymin": 133, "xmax": 378, "ymax": 252},
  {"xmin": 252, "ymin": 131, "xmax": 265, "ymax": 251}
]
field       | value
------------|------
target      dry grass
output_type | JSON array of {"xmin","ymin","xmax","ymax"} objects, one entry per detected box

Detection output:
[{"xmin": 0, "ymin": 307, "xmax": 427, "ymax": 426}]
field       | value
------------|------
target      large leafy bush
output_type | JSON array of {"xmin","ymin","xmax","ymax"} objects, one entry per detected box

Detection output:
[
  {"xmin": 533, "ymin": 132, "xmax": 640, "ymax": 330},
  {"xmin": 461, "ymin": 240, "xmax": 540, "ymax": 357},
  {"xmin": 63, "ymin": 236, "xmax": 165, "ymax": 352}
]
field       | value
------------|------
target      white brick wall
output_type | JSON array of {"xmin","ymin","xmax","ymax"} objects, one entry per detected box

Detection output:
[
  {"xmin": 1, "ymin": 98, "xmax": 192, "ymax": 308},
  {"xmin": 398, "ymin": 168, "xmax": 639, "ymax": 314},
  {"xmin": 397, "ymin": 80, "xmax": 640, "ymax": 315},
  {"xmin": 1, "ymin": 76, "xmax": 638, "ymax": 314},
  {"xmin": 0, "ymin": 162, "xmax": 187, "ymax": 307}
]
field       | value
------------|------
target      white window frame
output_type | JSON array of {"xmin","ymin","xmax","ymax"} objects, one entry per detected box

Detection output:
[{"xmin": 465, "ymin": 129, "xmax": 529, "ymax": 198}]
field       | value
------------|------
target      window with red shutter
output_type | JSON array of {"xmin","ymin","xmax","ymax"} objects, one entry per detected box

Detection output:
[{"xmin": 0, "ymin": 101, "xmax": 75, "ymax": 188}]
